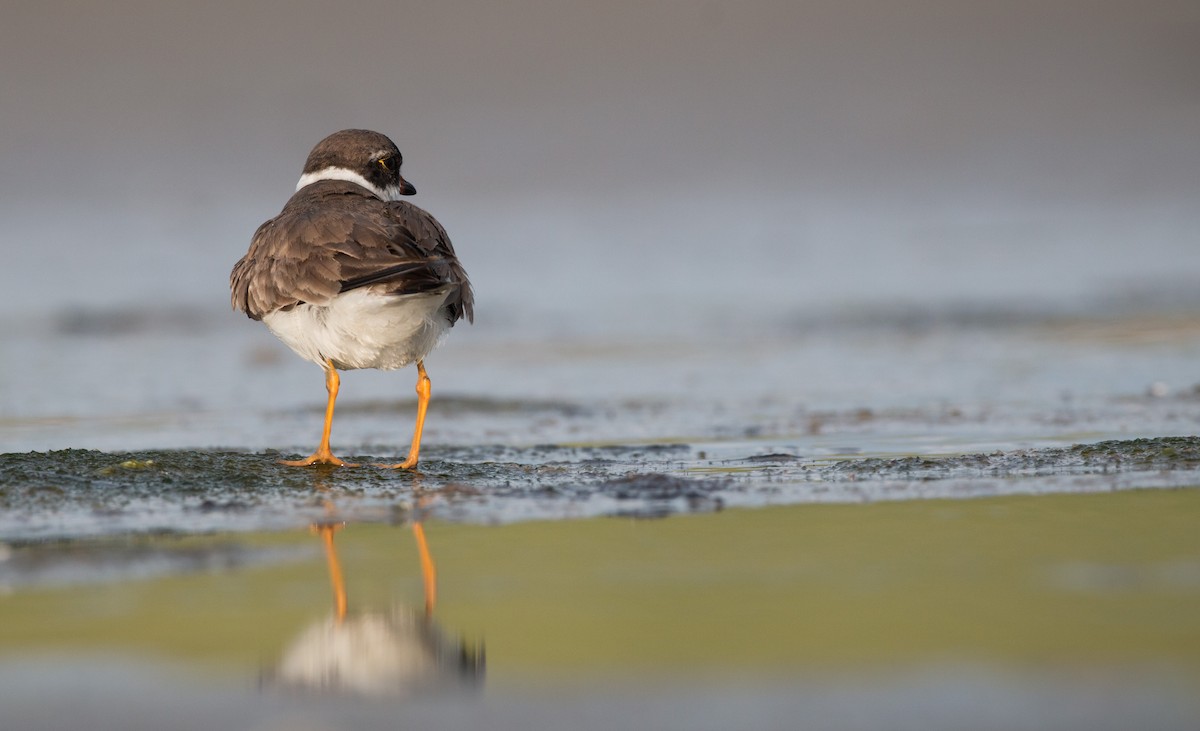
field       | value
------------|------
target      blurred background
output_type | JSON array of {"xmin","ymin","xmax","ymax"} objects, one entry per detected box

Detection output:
[{"xmin": 1, "ymin": 0, "xmax": 1198, "ymax": 449}]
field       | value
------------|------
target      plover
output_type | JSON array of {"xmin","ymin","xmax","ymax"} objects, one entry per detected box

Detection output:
[{"xmin": 231, "ymin": 129, "xmax": 473, "ymax": 468}]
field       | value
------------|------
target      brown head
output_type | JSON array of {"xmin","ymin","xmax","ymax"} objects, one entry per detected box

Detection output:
[{"xmin": 295, "ymin": 129, "xmax": 417, "ymax": 200}]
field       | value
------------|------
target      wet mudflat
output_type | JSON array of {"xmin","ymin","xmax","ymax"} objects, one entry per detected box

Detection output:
[
  {"xmin": 2, "ymin": 311, "xmax": 1200, "ymax": 729},
  {"xmin": 2, "ymin": 436, "xmax": 1200, "ymax": 540}
]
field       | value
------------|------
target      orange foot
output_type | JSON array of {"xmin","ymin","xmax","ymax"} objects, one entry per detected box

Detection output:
[
  {"xmin": 279, "ymin": 447, "xmax": 358, "ymax": 467},
  {"xmin": 371, "ymin": 455, "xmax": 419, "ymax": 470}
]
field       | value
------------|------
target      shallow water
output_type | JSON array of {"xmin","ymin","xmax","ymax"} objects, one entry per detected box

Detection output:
[
  {"xmin": 5, "ymin": 307, "xmax": 1200, "ymax": 451},
  {"xmin": 2, "ymin": 491, "xmax": 1199, "ymax": 730}
]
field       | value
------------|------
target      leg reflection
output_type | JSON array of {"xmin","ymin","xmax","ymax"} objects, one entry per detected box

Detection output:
[
  {"xmin": 412, "ymin": 521, "xmax": 437, "ymax": 617},
  {"xmin": 315, "ymin": 522, "xmax": 348, "ymax": 623}
]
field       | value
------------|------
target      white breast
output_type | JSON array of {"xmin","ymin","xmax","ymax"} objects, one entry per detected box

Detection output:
[{"xmin": 263, "ymin": 288, "xmax": 453, "ymax": 371}]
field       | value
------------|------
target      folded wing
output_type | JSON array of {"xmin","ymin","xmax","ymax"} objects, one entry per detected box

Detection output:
[{"xmin": 231, "ymin": 183, "xmax": 473, "ymax": 325}]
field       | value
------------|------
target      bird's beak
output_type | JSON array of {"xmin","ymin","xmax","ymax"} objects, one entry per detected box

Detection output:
[{"xmin": 400, "ymin": 177, "xmax": 417, "ymax": 196}]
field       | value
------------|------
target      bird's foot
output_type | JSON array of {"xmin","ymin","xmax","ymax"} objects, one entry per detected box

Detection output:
[
  {"xmin": 371, "ymin": 455, "xmax": 419, "ymax": 470},
  {"xmin": 279, "ymin": 449, "xmax": 357, "ymax": 467}
]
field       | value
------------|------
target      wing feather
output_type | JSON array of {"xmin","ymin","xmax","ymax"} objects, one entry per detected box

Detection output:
[{"xmin": 230, "ymin": 182, "xmax": 473, "ymax": 324}]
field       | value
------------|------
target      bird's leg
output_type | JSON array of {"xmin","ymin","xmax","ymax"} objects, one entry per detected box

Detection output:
[
  {"xmin": 376, "ymin": 360, "xmax": 430, "ymax": 470},
  {"xmin": 412, "ymin": 521, "xmax": 437, "ymax": 616},
  {"xmin": 281, "ymin": 359, "xmax": 356, "ymax": 467}
]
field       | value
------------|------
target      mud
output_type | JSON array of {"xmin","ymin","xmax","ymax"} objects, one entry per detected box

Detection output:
[{"xmin": 3, "ymin": 436, "xmax": 1198, "ymax": 541}]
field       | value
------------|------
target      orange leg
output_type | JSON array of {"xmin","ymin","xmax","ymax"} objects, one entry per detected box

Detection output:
[
  {"xmin": 281, "ymin": 359, "xmax": 356, "ymax": 467},
  {"xmin": 376, "ymin": 360, "xmax": 430, "ymax": 470},
  {"xmin": 315, "ymin": 523, "xmax": 348, "ymax": 623},
  {"xmin": 412, "ymin": 521, "xmax": 437, "ymax": 616}
]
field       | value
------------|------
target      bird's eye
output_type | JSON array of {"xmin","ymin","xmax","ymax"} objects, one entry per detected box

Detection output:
[{"xmin": 378, "ymin": 156, "xmax": 396, "ymax": 172}]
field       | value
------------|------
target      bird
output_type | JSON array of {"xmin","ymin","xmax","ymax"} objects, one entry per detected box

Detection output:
[{"xmin": 231, "ymin": 129, "xmax": 473, "ymax": 468}]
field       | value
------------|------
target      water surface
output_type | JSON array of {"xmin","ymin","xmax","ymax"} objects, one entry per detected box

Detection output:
[{"xmin": 2, "ymin": 490, "xmax": 1198, "ymax": 730}]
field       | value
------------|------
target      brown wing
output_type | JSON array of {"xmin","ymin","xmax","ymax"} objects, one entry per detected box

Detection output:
[{"xmin": 231, "ymin": 182, "xmax": 473, "ymax": 324}]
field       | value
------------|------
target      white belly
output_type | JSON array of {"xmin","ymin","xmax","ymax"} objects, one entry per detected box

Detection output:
[{"xmin": 263, "ymin": 288, "xmax": 452, "ymax": 370}]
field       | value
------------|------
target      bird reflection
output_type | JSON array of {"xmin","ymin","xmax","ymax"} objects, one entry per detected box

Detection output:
[{"xmin": 268, "ymin": 496, "xmax": 484, "ymax": 698}]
